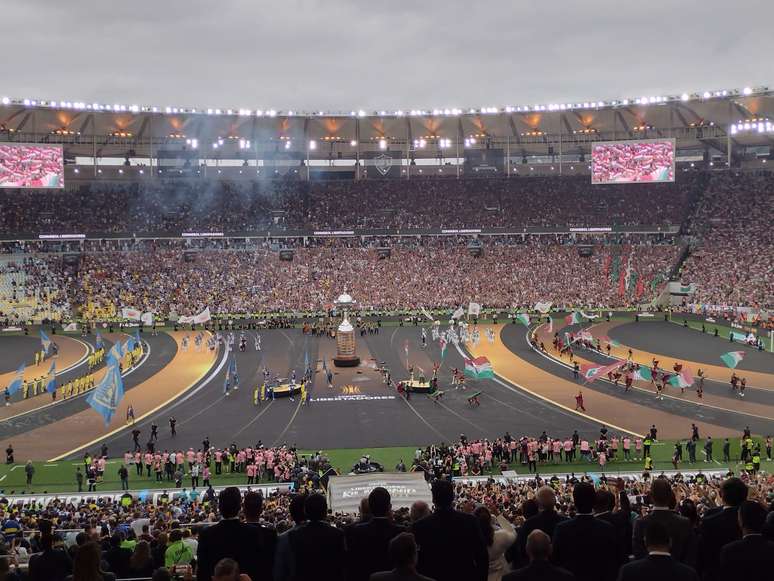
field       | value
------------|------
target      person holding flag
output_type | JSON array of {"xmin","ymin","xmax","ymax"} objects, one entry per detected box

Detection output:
[
  {"xmin": 86, "ymin": 362, "xmax": 125, "ymax": 426},
  {"xmin": 40, "ymin": 329, "xmax": 52, "ymax": 358},
  {"xmin": 45, "ymin": 361, "xmax": 57, "ymax": 401},
  {"xmin": 7, "ymin": 364, "xmax": 26, "ymax": 398}
]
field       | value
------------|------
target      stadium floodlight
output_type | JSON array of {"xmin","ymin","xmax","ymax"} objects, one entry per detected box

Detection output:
[
  {"xmin": 379, "ymin": 139, "xmax": 387, "ymax": 150},
  {"xmin": 743, "ymin": 87, "xmax": 753, "ymax": 96},
  {"xmin": 118, "ymin": 169, "xmax": 123, "ymax": 174},
  {"xmin": 23, "ymin": 99, "xmax": 30, "ymax": 106},
  {"xmin": 308, "ymin": 140, "xmax": 317, "ymax": 150},
  {"xmin": 256, "ymin": 110, "xmax": 264, "ymax": 117},
  {"xmin": 268, "ymin": 109, "xmax": 277, "ymax": 117},
  {"xmin": 396, "ymin": 110, "xmax": 404, "ymax": 116},
  {"xmin": 1, "ymin": 97, "xmax": 9, "ymax": 105},
  {"xmin": 413, "ymin": 138, "xmax": 426, "ymax": 149},
  {"xmin": 74, "ymin": 168, "xmax": 79, "ymax": 174},
  {"xmin": 681, "ymin": 93, "xmax": 690, "ymax": 101},
  {"xmin": 358, "ymin": 110, "xmax": 366, "ymax": 117},
  {"xmin": 703, "ymin": 91, "xmax": 711, "ymax": 99},
  {"xmin": 139, "ymin": 169, "xmax": 144, "ymax": 174},
  {"xmin": 215, "ymin": 109, "xmax": 222, "ymax": 115},
  {"xmin": 350, "ymin": 140, "xmax": 358, "ymax": 147},
  {"xmin": 285, "ymin": 140, "xmax": 292, "ymax": 149},
  {"xmin": 207, "ymin": 108, "xmax": 214, "ymax": 115}
]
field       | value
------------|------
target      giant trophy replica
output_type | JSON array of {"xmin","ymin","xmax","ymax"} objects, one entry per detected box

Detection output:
[{"xmin": 333, "ymin": 290, "xmax": 360, "ymax": 367}]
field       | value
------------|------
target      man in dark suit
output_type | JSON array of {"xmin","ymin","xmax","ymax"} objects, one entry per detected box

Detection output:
[
  {"xmin": 504, "ymin": 530, "xmax": 575, "ymax": 581},
  {"xmin": 411, "ymin": 479, "xmax": 488, "ymax": 581},
  {"xmin": 618, "ymin": 520, "xmax": 699, "ymax": 581},
  {"xmin": 593, "ymin": 484, "xmax": 632, "ymax": 567},
  {"xmin": 274, "ymin": 494, "xmax": 306, "ymax": 581},
  {"xmin": 719, "ymin": 500, "xmax": 774, "ymax": 577},
  {"xmin": 289, "ymin": 493, "xmax": 346, "ymax": 581},
  {"xmin": 515, "ymin": 486, "xmax": 568, "ymax": 562},
  {"xmin": 370, "ymin": 532, "xmax": 435, "ymax": 581},
  {"xmin": 552, "ymin": 481, "xmax": 617, "ymax": 581},
  {"xmin": 347, "ymin": 487, "xmax": 406, "ymax": 581},
  {"xmin": 697, "ymin": 477, "xmax": 747, "ymax": 581},
  {"xmin": 196, "ymin": 486, "xmax": 277, "ymax": 581},
  {"xmin": 632, "ymin": 477, "xmax": 694, "ymax": 564}
]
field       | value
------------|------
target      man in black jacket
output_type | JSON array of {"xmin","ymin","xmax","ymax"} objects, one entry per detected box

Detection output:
[
  {"xmin": 593, "ymin": 487, "xmax": 631, "ymax": 568},
  {"xmin": 503, "ymin": 530, "xmax": 574, "ymax": 581},
  {"xmin": 697, "ymin": 477, "xmax": 747, "ymax": 581},
  {"xmin": 719, "ymin": 500, "xmax": 774, "ymax": 577},
  {"xmin": 632, "ymin": 477, "xmax": 694, "ymax": 564},
  {"xmin": 618, "ymin": 520, "xmax": 698, "ymax": 581},
  {"xmin": 515, "ymin": 486, "xmax": 568, "ymax": 562},
  {"xmin": 552, "ymin": 481, "xmax": 617, "ymax": 581},
  {"xmin": 347, "ymin": 487, "xmax": 406, "ymax": 581},
  {"xmin": 27, "ymin": 532, "xmax": 72, "ymax": 581},
  {"xmin": 196, "ymin": 486, "xmax": 277, "ymax": 581},
  {"xmin": 411, "ymin": 479, "xmax": 488, "ymax": 581},
  {"xmin": 289, "ymin": 493, "xmax": 346, "ymax": 581}
]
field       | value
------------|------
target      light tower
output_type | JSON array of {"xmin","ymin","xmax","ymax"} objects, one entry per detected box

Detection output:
[{"xmin": 333, "ymin": 290, "xmax": 360, "ymax": 367}]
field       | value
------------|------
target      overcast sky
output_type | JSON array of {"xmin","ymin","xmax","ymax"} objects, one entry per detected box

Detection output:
[{"xmin": 3, "ymin": 0, "xmax": 772, "ymax": 112}]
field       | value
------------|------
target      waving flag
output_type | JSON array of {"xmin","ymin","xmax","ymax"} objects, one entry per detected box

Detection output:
[
  {"xmin": 669, "ymin": 368, "xmax": 694, "ymax": 389},
  {"xmin": 720, "ymin": 351, "xmax": 745, "ymax": 369},
  {"xmin": 534, "ymin": 302, "xmax": 552, "ymax": 314},
  {"xmin": 40, "ymin": 330, "xmax": 52, "ymax": 355},
  {"xmin": 564, "ymin": 312, "xmax": 583, "ymax": 326},
  {"xmin": 107, "ymin": 341, "xmax": 126, "ymax": 365},
  {"xmin": 87, "ymin": 362, "xmax": 124, "ymax": 426},
  {"xmin": 581, "ymin": 360, "xmax": 624, "ymax": 383},
  {"xmin": 547, "ymin": 316, "xmax": 553, "ymax": 333},
  {"xmin": 632, "ymin": 366, "xmax": 653, "ymax": 381},
  {"xmin": 464, "ymin": 356, "xmax": 494, "ymax": 379},
  {"xmin": 125, "ymin": 336, "xmax": 136, "ymax": 354},
  {"xmin": 45, "ymin": 361, "xmax": 57, "ymax": 394},
  {"xmin": 515, "ymin": 313, "xmax": 530, "ymax": 326},
  {"xmin": 451, "ymin": 306, "xmax": 465, "ymax": 320},
  {"xmin": 439, "ymin": 336, "xmax": 448, "ymax": 360},
  {"xmin": 7, "ymin": 363, "xmax": 26, "ymax": 396}
]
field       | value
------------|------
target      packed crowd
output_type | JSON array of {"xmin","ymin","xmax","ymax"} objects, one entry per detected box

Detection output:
[
  {"xmin": 680, "ymin": 173, "xmax": 774, "ymax": 309},
  {"xmin": 0, "ymin": 466, "xmax": 772, "ymax": 581},
  {"xmin": 58, "ymin": 240, "xmax": 676, "ymax": 318},
  {"xmin": 0, "ymin": 174, "xmax": 701, "ymax": 235}
]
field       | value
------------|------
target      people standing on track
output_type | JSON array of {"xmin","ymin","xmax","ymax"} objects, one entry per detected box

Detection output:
[
  {"xmin": 150, "ymin": 423, "xmax": 158, "ymax": 441},
  {"xmin": 169, "ymin": 416, "xmax": 177, "ymax": 437},
  {"xmin": 126, "ymin": 404, "xmax": 135, "ymax": 424}
]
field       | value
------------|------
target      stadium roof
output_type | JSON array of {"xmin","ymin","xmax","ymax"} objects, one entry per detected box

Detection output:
[{"xmin": 1, "ymin": 86, "xmax": 773, "ymax": 160}]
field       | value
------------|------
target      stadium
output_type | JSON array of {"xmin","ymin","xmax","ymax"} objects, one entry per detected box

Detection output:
[{"xmin": 1, "ymin": 7, "xmax": 774, "ymax": 579}]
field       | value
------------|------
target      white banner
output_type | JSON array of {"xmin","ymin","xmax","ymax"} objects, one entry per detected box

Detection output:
[
  {"xmin": 141, "ymin": 312, "xmax": 154, "ymax": 326},
  {"xmin": 467, "ymin": 302, "xmax": 481, "ymax": 317},
  {"xmin": 327, "ymin": 472, "xmax": 431, "ymax": 514},
  {"xmin": 193, "ymin": 306, "xmax": 211, "ymax": 324},
  {"xmin": 180, "ymin": 307, "xmax": 211, "ymax": 325},
  {"xmin": 534, "ymin": 301, "xmax": 553, "ymax": 314},
  {"xmin": 63, "ymin": 322, "xmax": 78, "ymax": 332},
  {"xmin": 121, "ymin": 307, "xmax": 142, "ymax": 321},
  {"xmin": 451, "ymin": 306, "xmax": 465, "ymax": 320}
]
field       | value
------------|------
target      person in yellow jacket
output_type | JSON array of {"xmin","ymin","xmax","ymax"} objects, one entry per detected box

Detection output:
[{"xmin": 644, "ymin": 455, "xmax": 653, "ymax": 471}]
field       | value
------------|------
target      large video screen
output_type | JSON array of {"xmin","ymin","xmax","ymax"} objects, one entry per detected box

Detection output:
[
  {"xmin": 0, "ymin": 144, "xmax": 64, "ymax": 188},
  {"xmin": 591, "ymin": 139, "xmax": 675, "ymax": 184}
]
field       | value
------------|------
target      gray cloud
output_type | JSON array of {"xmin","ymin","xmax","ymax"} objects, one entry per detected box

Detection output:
[{"xmin": 2, "ymin": 0, "xmax": 772, "ymax": 112}]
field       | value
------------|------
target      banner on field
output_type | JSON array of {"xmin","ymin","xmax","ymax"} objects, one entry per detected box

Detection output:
[
  {"xmin": 327, "ymin": 472, "xmax": 431, "ymax": 514},
  {"xmin": 534, "ymin": 302, "xmax": 552, "ymax": 314},
  {"xmin": 179, "ymin": 307, "xmax": 212, "ymax": 325},
  {"xmin": 468, "ymin": 302, "xmax": 482, "ymax": 317},
  {"xmin": 141, "ymin": 312, "xmax": 154, "ymax": 326}
]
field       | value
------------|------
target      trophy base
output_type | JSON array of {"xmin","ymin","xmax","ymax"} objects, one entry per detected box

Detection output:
[{"xmin": 333, "ymin": 356, "xmax": 361, "ymax": 367}]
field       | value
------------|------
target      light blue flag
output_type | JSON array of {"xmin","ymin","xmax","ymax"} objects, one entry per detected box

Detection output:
[
  {"xmin": 45, "ymin": 361, "xmax": 57, "ymax": 394},
  {"xmin": 134, "ymin": 329, "xmax": 142, "ymax": 350},
  {"xmin": 107, "ymin": 341, "xmax": 126, "ymax": 365},
  {"xmin": 125, "ymin": 336, "xmax": 136, "ymax": 354},
  {"xmin": 87, "ymin": 362, "xmax": 124, "ymax": 426},
  {"xmin": 8, "ymin": 363, "xmax": 26, "ymax": 395},
  {"xmin": 95, "ymin": 332, "xmax": 104, "ymax": 350},
  {"xmin": 40, "ymin": 330, "xmax": 52, "ymax": 355}
]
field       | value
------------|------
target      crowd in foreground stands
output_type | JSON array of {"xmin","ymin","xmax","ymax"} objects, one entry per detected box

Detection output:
[{"xmin": 0, "ymin": 468, "xmax": 772, "ymax": 581}]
